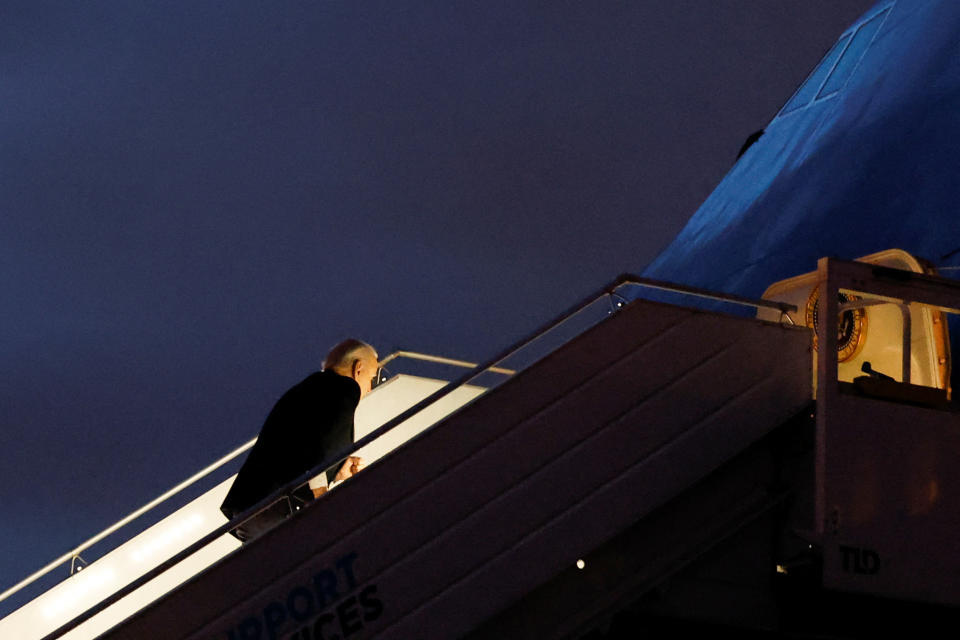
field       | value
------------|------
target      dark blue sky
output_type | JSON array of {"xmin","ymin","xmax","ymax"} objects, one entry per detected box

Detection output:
[{"xmin": 0, "ymin": 0, "xmax": 873, "ymax": 603}]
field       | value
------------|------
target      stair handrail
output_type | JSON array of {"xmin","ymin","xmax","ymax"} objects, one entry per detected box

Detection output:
[{"xmin": 0, "ymin": 350, "xmax": 511, "ymax": 610}]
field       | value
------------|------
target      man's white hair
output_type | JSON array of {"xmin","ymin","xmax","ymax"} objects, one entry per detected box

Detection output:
[{"xmin": 323, "ymin": 338, "xmax": 376, "ymax": 371}]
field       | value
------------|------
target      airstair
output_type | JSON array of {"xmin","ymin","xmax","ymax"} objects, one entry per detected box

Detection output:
[{"xmin": 5, "ymin": 258, "xmax": 959, "ymax": 639}]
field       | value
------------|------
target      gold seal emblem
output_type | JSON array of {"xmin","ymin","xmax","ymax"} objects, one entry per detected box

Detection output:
[{"xmin": 805, "ymin": 286, "xmax": 868, "ymax": 362}]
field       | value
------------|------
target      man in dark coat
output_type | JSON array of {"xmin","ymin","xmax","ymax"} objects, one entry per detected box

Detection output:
[{"xmin": 220, "ymin": 339, "xmax": 379, "ymax": 541}]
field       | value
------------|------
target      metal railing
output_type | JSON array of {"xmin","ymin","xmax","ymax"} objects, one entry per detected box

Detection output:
[
  {"xmin": 0, "ymin": 349, "xmax": 509, "ymax": 612},
  {"xmin": 613, "ymin": 274, "xmax": 795, "ymax": 317},
  {"xmin": 34, "ymin": 272, "xmax": 794, "ymax": 640},
  {"xmin": 377, "ymin": 350, "xmax": 516, "ymax": 376},
  {"xmin": 0, "ymin": 440, "xmax": 255, "ymax": 606}
]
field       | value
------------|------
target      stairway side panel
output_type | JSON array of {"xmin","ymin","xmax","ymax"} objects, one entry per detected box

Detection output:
[{"xmin": 377, "ymin": 321, "xmax": 810, "ymax": 639}]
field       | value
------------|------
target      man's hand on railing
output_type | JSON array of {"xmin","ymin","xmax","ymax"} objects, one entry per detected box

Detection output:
[
  {"xmin": 335, "ymin": 456, "xmax": 364, "ymax": 482},
  {"xmin": 311, "ymin": 456, "xmax": 365, "ymax": 498}
]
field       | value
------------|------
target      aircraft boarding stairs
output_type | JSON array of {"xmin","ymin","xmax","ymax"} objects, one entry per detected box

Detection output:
[
  {"xmin": 11, "ymin": 273, "xmax": 810, "ymax": 640},
  {"xmin": 102, "ymin": 281, "xmax": 809, "ymax": 640},
  {"xmin": 9, "ymin": 258, "xmax": 958, "ymax": 639}
]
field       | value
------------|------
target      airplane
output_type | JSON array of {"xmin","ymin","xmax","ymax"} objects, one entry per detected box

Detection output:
[
  {"xmin": 644, "ymin": 0, "xmax": 960, "ymax": 392},
  {"xmin": 3, "ymin": 0, "xmax": 960, "ymax": 638}
]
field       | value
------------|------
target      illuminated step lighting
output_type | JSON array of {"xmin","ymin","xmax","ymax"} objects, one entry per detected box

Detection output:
[
  {"xmin": 129, "ymin": 513, "xmax": 205, "ymax": 564},
  {"xmin": 42, "ymin": 566, "xmax": 117, "ymax": 620}
]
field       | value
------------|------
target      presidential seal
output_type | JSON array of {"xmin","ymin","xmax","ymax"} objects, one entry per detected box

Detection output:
[{"xmin": 805, "ymin": 286, "xmax": 868, "ymax": 362}]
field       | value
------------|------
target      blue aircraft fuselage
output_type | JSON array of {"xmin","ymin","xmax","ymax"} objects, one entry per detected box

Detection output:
[{"xmin": 643, "ymin": 0, "xmax": 960, "ymax": 389}]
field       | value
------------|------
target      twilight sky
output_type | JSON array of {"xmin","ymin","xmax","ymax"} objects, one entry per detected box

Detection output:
[{"xmin": 0, "ymin": 0, "xmax": 873, "ymax": 609}]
